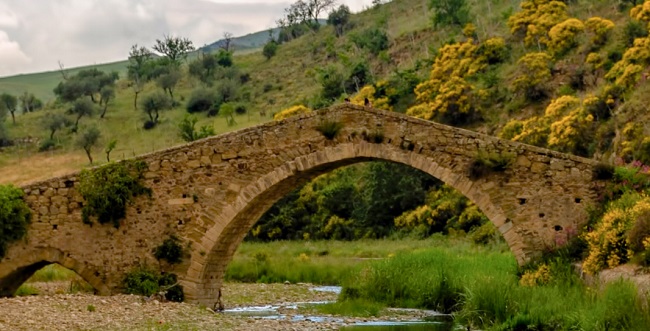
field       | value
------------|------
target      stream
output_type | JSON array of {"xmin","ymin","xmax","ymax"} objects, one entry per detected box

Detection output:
[{"xmin": 222, "ymin": 286, "xmax": 458, "ymax": 330}]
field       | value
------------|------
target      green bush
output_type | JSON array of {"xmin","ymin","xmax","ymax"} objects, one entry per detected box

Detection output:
[
  {"xmin": 78, "ymin": 161, "xmax": 151, "ymax": 228},
  {"xmin": 350, "ymin": 28, "xmax": 389, "ymax": 56},
  {"xmin": 123, "ymin": 268, "xmax": 184, "ymax": 302},
  {"xmin": 467, "ymin": 151, "xmax": 514, "ymax": 180},
  {"xmin": 38, "ymin": 138, "xmax": 58, "ymax": 152},
  {"xmin": 0, "ymin": 185, "xmax": 31, "ymax": 258},
  {"xmin": 316, "ymin": 120, "xmax": 344, "ymax": 140},
  {"xmin": 186, "ymin": 88, "xmax": 219, "ymax": 114},
  {"xmin": 154, "ymin": 236, "xmax": 184, "ymax": 264}
]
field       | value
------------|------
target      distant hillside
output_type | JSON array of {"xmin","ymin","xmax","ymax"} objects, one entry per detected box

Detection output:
[{"xmin": 202, "ymin": 28, "xmax": 280, "ymax": 52}]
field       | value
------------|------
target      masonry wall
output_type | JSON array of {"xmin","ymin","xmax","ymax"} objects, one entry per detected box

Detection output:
[{"xmin": 0, "ymin": 105, "xmax": 601, "ymax": 306}]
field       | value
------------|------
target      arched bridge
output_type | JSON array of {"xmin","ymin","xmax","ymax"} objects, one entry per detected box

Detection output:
[{"xmin": 0, "ymin": 105, "xmax": 601, "ymax": 306}]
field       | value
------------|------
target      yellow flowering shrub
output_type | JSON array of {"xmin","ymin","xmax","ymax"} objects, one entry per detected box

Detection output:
[
  {"xmin": 606, "ymin": 37, "xmax": 650, "ymax": 91},
  {"xmin": 512, "ymin": 52, "xmax": 553, "ymax": 99},
  {"xmin": 351, "ymin": 84, "xmax": 393, "ymax": 111},
  {"xmin": 583, "ymin": 196, "xmax": 640, "ymax": 275},
  {"xmin": 508, "ymin": 0, "xmax": 569, "ymax": 47},
  {"xmin": 477, "ymin": 37, "xmax": 508, "ymax": 64},
  {"xmin": 510, "ymin": 116, "xmax": 550, "ymax": 147},
  {"xmin": 273, "ymin": 105, "xmax": 312, "ymax": 120},
  {"xmin": 548, "ymin": 18, "xmax": 585, "ymax": 55},
  {"xmin": 395, "ymin": 205, "xmax": 434, "ymax": 228},
  {"xmin": 520, "ymin": 264, "xmax": 552, "ymax": 287},
  {"xmin": 630, "ymin": 1, "xmax": 650, "ymax": 22},
  {"xmin": 463, "ymin": 23, "xmax": 477, "ymax": 39},
  {"xmin": 548, "ymin": 108, "xmax": 594, "ymax": 154},
  {"xmin": 544, "ymin": 95, "xmax": 580, "ymax": 117},
  {"xmin": 499, "ymin": 120, "xmax": 524, "ymax": 140},
  {"xmin": 584, "ymin": 17, "xmax": 615, "ymax": 46},
  {"xmin": 429, "ymin": 77, "xmax": 474, "ymax": 119},
  {"xmin": 585, "ymin": 52, "xmax": 605, "ymax": 69},
  {"xmin": 406, "ymin": 104, "xmax": 433, "ymax": 120}
]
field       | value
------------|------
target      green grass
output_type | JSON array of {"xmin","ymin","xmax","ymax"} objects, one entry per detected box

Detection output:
[
  {"xmin": 307, "ymin": 299, "xmax": 386, "ymax": 317},
  {"xmin": 27, "ymin": 264, "xmax": 79, "ymax": 282},
  {"xmin": 333, "ymin": 240, "xmax": 650, "ymax": 331},
  {"xmin": 14, "ymin": 284, "xmax": 39, "ymax": 296}
]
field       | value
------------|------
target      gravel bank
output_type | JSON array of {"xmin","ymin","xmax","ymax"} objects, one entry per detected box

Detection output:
[{"xmin": 0, "ymin": 282, "xmax": 430, "ymax": 331}]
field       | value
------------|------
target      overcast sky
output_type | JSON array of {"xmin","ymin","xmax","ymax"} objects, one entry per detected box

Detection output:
[{"xmin": 0, "ymin": 0, "xmax": 375, "ymax": 77}]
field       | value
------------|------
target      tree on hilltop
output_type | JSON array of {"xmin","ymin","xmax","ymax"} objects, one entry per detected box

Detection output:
[
  {"xmin": 327, "ymin": 4, "xmax": 351, "ymax": 37},
  {"xmin": 140, "ymin": 91, "xmax": 172, "ymax": 129},
  {"xmin": 18, "ymin": 92, "xmax": 43, "ymax": 114},
  {"xmin": 42, "ymin": 112, "xmax": 72, "ymax": 140},
  {"xmin": 152, "ymin": 35, "xmax": 194, "ymax": 67},
  {"xmin": 69, "ymin": 98, "xmax": 96, "ymax": 132}
]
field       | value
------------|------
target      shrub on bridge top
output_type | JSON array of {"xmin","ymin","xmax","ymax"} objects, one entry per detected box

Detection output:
[
  {"xmin": 78, "ymin": 160, "xmax": 151, "ymax": 228},
  {"xmin": 316, "ymin": 120, "xmax": 344, "ymax": 140},
  {"xmin": 467, "ymin": 151, "xmax": 514, "ymax": 180},
  {"xmin": 0, "ymin": 185, "xmax": 31, "ymax": 258}
]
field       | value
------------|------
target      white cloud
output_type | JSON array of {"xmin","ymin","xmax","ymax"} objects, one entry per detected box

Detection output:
[
  {"xmin": 0, "ymin": 31, "xmax": 31, "ymax": 76},
  {"xmin": 0, "ymin": 0, "xmax": 375, "ymax": 77}
]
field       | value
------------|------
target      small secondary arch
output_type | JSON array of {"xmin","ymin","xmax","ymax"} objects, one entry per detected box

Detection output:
[{"xmin": 0, "ymin": 247, "xmax": 110, "ymax": 297}]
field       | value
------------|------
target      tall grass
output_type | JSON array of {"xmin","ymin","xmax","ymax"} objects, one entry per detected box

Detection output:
[
  {"xmin": 225, "ymin": 237, "xmax": 499, "ymax": 284},
  {"xmin": 337, "ymin": 241, "xmax": 650, "ymax": 330}
]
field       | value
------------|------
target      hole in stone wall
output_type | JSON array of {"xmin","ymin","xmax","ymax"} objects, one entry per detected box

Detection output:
[
  {"xmin": 554, "ymin": 225, "xmax": 563, "ymax": 231},
  {"xmin": 539, "ymin": 213, "xmax": 545, "ymax": 218},
  {"xmin": 178, "ymin": 220, "xmax": 184, "ymax": 225},
  {"xmin": 52, "ymin": 224, "xmax": 58, "ymax": 230},
  {"xmin": 518, "ymin": 198, "xmax": 527, "ymax": 205},
  {"xmin": 64, "ymin": 180, "xmax": 74, "ymax": 188},
  {"xmin": 575, "ymin": 198, "xmax": 582, "ymax": 203}
]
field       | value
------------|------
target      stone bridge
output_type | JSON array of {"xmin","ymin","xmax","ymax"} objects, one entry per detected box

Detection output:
[{"xmin": 0, "ymin": 105, "xmax": 601, "ymax": 306}]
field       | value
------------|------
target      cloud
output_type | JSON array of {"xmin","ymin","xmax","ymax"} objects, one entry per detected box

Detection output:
[
  {"xmin": 0, "ymin": 31, "xmax": 31, "ymax": 76},
  {"xmin": 0, "ymin": 0, "xmax": 375, "ymax": 77}
]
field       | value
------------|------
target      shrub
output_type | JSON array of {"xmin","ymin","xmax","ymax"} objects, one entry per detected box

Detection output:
[
  {"xmin": 548, "ymin": 18, "xmax": 585, "ymax": 56},
  {"xmin": 316, "ymin": 120, "xmax": 343, "ymax": 140},
  {"xmin": 350, "ymin": 28, "xmax": 389, "ymax": 56},
  {"xmin": 186, "ymin": 88, "xmax": 218, "ymax": 114},
  {"xmin": 178, "ymin": 115, "xmax": 214, "ymax": 142},
  {"xmin": 0, "ymin": 185, "xmax": 30, "ymax": 258},
  {"xmin": 78, "ymin": 161, "xmax": 151, "ymax": 228},
  {"xmin": 593, "ymin": 163, "xmax": 615, "ymax": 180},
  {"xmin": 429, "ymin": 0, "xmax": 471, "ymax": 28},
  {"xmin": 273, "ymin": 105, "xmax": 312, "ymax": 120},
  {"xmin": 123, "ymin": 268, "xmax": 184, "ymax": 302},
  {"xmin": 263, "ymin": 40, "xmax": 278, "ymax": 60},
  {"xmin": 38, "ymin": 138, "xmax": 58, "ymax": 152},
  {"xmin": 512, "ymin": 52, "xmax": 553, "ymax": 101},
  {"xmin": 468, "ymin": 151, "xmax": 514, "ymax": 180},
  {"xmin": 362, "ymin": 130, "xmax": 385, "ymax": 143},
  {"xmin": 154, "ymin": 236, "xmax": 184, "ymax": 264},
  {"xmin": 623, "ymin": 20, "xmax": 648, "ymax": 47},
  {"xmin": 234, "ymin": 104, "xmax": 247, "ymax": 115}
]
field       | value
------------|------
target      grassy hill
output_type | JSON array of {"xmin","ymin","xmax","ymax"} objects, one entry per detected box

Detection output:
[{"xmin": 1, "ymin": 0, "xmax": 649, "ymax": 186}]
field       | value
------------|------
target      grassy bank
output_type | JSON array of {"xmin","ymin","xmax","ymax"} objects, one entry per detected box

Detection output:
[
  {"xmin": 225, "ymin": 238, "xmax": 462, "ymax": 284},
  {"xmin": 338, "ymin": 242, "xmax": 650, "ymax": 331}
]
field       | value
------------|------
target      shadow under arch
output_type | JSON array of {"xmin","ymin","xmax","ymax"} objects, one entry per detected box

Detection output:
[
  {"xmin": 183, "ymin": 142, "xmax": 519, "ymax": 305},
  {"xmin": 0, "ymin": 247, "xmax": 110, "ymax": 297}
]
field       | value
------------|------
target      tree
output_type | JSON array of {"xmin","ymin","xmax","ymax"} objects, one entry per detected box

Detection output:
[
  {"xmin": 105, "ymin": 139, "xmax": 117, "ymax": 162},
  {"xmin": 152, "ymin": 35, "xmax": 194, "ymax": 67},
  {"xmin": 77, "ymin": 126, "xmax": 101, "ymax": 164},
  {"xmin": 178, "ymin": 115, "xmax": 215, "ymax": 142},
  {"xmin": 99, "ymin": 86, "xmax": 115, "ymax": 118},
  {"xmin": 429, "ymin": 0, "xmax": 470, "ymax": 27},
  {"xmin": 327, "ymin": 4, "xmax": 351, "ymax": 37},
  {"xmin": 141, "ymin": 92, "xmax": 172, "ymax": 127},
  {"xmin": 18, "ymin": 92, "xmax": 43, "ymax": 113},
  {"xmin": 263, "ymin": 40, "xmax": 278, "ymax": 60},
  {"xmin": 53, "ymin": 69, "xmax": 118, "ymax": 104},
  {"xmin": 127, "ymin": 45, "xmax": 154, "ymax": 110},
  {"xmin": 156, "ymin": 69, "xmax": 181, "ymax": 102},
  {"xmin": 42, "ymin": 113, "xmax": 71, "ymax": 139},
  {"xmin": 0, "ymin": 93, "xmax": 17, "ymax": 124},
  {"xmin": 69, "ymin": 98, "xmax": 96, "ymax": 131},
  {"xmin": 221, "ymin": 32, "xmax": 234, "ymax": 52}
]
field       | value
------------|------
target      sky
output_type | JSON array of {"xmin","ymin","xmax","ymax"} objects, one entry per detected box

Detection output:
[{"xmin": 0, "ymin": 0, "xmax": 375, "ymax": 77}]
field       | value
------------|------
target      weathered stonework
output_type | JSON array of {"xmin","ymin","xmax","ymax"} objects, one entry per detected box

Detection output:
[{"xmin": 0, "ymin": 105, "xmax": 602, "ymax": 306}]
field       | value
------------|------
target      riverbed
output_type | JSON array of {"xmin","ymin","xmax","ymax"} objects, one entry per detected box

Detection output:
[{"xmin": 0, "ymin": 282, "xmax": 451, "ymax": 330}]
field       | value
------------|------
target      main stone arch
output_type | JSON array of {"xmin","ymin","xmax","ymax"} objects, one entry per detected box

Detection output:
[{"xmin": 0, "ymin": 105, "xmax": 600, "ymax": 305}]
